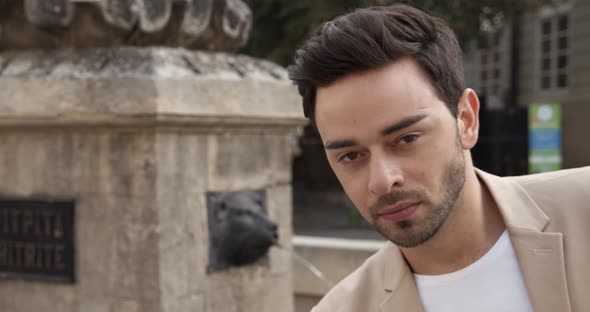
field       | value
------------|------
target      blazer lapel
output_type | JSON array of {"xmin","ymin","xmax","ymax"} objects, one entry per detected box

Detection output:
[
  {"xmin": 509, "ymin": 229, "xmax": 572, "ymax": 312},
  {"xmin": 477, "ymin": 170, "xmax": 572, "ymax": 312},
  {"xmin": 378, "ymin": 243, "xmax": 423, "ymax": 312},
  {"xmin": 379, "ymin": 272, "xmax": 423, "ymax": 312}
]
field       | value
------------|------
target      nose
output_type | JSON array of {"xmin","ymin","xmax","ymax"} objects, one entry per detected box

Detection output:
[{"xmin": 367, "ymin": 153, "xmax": 404, "ymax": 196}]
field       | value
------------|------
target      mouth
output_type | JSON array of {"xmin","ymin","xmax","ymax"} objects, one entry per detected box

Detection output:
[{"xmin": 376, "ymin": 201, "xmax": 420, "ymax": 222}]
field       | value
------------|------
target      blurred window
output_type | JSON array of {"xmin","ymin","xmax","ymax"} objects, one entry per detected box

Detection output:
[
  {"xmin": 479, "ymin": 30, "xmax": 503, "ymax": 97},
  {"xmin": 540, "ymin": 14, "xmax": 569, "ymax": 90}
]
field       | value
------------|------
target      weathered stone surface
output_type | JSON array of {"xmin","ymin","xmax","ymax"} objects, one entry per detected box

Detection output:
[
  {"xmin": 159, "ymin": 234, "xmax": 209, "ymax": 311},
  {"xmin": 209, "ymin": 134, "xmax": 272, "ymax": 190},
  {"xmin": 269, "ymin": 136, "xmax": 296, "ymax": 185},
  {"xmin": 208, "ymin": 134, "xmax": 297, "ymax": 191},
  {"xmin": 267, "ymin": 184, "xmax": 293, "ymax": 273},
  {"xmin": 160, "ymin": 241, "xmax": 191, "ymax": 301},
  {"xmin": 47, "ymin": 130, "xmax": 156, "ymax": 198},
  {"xmin": 76, "ymin": 296, "xmax": 112, "ymax": 312},
  {"xmin": 204, "ymin": 285, "xmax": 239, "ymax": 312},
  {"xmin": 179, "ymin": 293, "xmax": 206, "ymax": 312},
  {"xmin": 110, "ymin": 299, "xmax": 161, "ymax": 312},
  {"xmin": 204, "ymin": 266, "xmax": 292, "ymax": 312},
  {"xmin": 76, "ymin": 193, "xmax": 116, "ymax": 298},
  {"xmin": 112, "ymin": 196, "xmax": 161, "ymax": 301},
  {"xmin": 157, "ymin": 189, "xmax": 208, "ymax": 252},
  {"xmin": 156, "ymin": 133, "xmax": 209, "ymax": 196},
  {"xmin": 162, "ymin": 292, "xmax": 205, "ymax": 312},
  {"xmin": 157, "ymin": 188, "xmax": 209, "ymax": 306},
  {"xmin": 24, "ymin": 0, "xmax": 73, "ymax": 27},
  {"xmin": 0, "ymin": 281, "xmax": 77, "ymax": 312},
  {"xmin": 0, "ymin": 48, "xmax": 304, "ymax": 128},
  {"xmin": 240, "ymin": 275, "xmax": 293, "ymax": 312},
  {"xmin": 20, "ymin": 132, "xmax": 132, "ymax": 197},
  {"xmin": 0, "ymin": 130, "xmax": 72, "ymax": 196},
  {"xmin": 0, "ymin": 0, "xmax": 252, "ymax": 51}
]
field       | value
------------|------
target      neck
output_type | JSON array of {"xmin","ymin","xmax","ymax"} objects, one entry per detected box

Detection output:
[{"xmin": 401, "ymin": 163, "xmax": 506, "ymax": 275}]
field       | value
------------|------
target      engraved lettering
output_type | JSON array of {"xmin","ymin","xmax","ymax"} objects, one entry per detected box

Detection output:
[
  {"xmin": 24, "ymin": 243, "xmax": 36, "ymax": 269},
  {"xmin": 34, "ymin": 209, "xmax": 41, "ymax": 236},
  {"xmin": 42, "ymin": 211, "xmax": 52, "ymax": 238},
  {"xmin": 0, "ymin": 200, "xmax": 74, "ymax": 281},
  {"xmin": 22, "ymin": 210, "xmax": 34, "ymax": 236},
  {"xmin": 5, "ymin": 241, "xmax": 13, "ymax": 267},
  {"xmin": 11, "ymin": 210, "xmax": 21, "ymax": 235},
  {"xmin": 54, "ymin": 245, "xmax": 65, "ymax": 271},
  {"xmin": 53, "ymin": 212, "xmax": 63, "ymax": 239},
  {"xmin": 1, "ymin": 208, "xmax": 8, "ymax": 234},
  {"xmin": 0, "ymin": 241, "xmax": 7, "ymax": 265},
  {"xmin": 42, "ymin": 245, "xmax": 53, "ymax": 270},
  {"xmin": 35, "ymin": 243, "xmax": 44, "ymax": 269},
  {"xmin": 13, "ymin": 242, "xmax": 23, "ymax": 268}
]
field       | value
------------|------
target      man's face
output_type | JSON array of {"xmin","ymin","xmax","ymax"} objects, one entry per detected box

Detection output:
[{"xmin": 315, "ymin": 58, "xmax": 466, "ymax": 248}]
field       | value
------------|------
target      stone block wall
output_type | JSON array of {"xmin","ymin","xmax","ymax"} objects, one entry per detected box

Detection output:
[{"xmin": 156, "ymin": 131, "xmax": 295, "ymax": 312}]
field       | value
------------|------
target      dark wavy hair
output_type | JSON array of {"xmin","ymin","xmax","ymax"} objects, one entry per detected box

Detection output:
[{"xmin": 288, "ymin": 4, "xmax": 465, "ymax": 127}]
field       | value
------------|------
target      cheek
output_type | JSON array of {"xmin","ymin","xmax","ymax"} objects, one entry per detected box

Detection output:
[
  {"xmin": 337, "ymin": 173, "xmax": 373, "ymax": 221},
  {"xmin": 342, "ymin": 178, "xmax": 376, "ymax": 224},
  {"xmin": 400, "ymin": 144, "xmax": 448, "ymax": 193},
  {"xmin": 413, "ymin": 140, "xmax": 457, "ymax": 191}
]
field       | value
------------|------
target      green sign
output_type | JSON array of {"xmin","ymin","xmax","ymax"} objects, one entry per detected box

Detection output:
[{"xmin": 529, "ymin": 103, "xmax": 561, "ymax": 173}]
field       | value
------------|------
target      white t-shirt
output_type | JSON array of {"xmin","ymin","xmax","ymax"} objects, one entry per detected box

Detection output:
[{"xmin": 413, "ymin": 231, "xmax": 534, "ymax": 312}]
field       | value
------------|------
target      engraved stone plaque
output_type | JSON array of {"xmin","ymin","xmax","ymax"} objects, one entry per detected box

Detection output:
[{"xmin": 0, "ymin": 198, "xmax": 75, "ymax": 283}]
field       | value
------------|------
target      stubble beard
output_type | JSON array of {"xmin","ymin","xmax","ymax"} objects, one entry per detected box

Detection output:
[{"xmin": 372, "ymin": 136, "xmax": 466, "ymax": 248}]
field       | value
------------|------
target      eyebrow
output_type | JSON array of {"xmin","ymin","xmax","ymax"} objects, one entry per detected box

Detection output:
[
  {"xmin": 324, "ymin": 114, "xmax": 430, "ymax": 150},
  {"xmin": 380, "ymin": 114, "xmax": 429, "ymax": 136},
  {"xmin": 325, "ymin": 139, "xmax": 357, "ymax": 150}
]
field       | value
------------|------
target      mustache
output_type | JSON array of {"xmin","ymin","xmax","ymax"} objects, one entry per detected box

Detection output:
[{"xmin": 369, "ymin": 189, "xmax": 428, "ymax": 214}]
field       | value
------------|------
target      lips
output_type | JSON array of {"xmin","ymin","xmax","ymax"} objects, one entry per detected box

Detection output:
[{"xmin": 377, "ymin": 201, "xmax": 420, "ymax": 222}]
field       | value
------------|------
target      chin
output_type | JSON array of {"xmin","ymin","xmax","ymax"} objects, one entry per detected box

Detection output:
[{"xmin": 377, "ymin": 220, "xmax": 438, "ymax": 248}]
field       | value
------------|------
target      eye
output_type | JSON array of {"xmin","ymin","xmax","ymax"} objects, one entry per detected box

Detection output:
[
  {"xmin": 337, "ymin": 151, "xmax": 361, "ymax": 163},
  {"xmin": 398, "ymin": 134, "xmax": 419, "ymax": 145}
]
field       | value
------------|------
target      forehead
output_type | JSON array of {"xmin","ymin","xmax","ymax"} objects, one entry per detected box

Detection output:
[{"xmin": 315, "ymin": 58, "xmax": 447, "ymax": 141}]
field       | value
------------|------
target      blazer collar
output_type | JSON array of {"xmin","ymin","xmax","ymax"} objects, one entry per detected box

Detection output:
[{"xmin": 475, "ymin": 168, "xmax": 548, "ymax": 231}]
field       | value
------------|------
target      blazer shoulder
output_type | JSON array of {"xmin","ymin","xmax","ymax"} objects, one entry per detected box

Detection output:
[
  {"xmin": 511, "ymin": 166, "xmax": 590, "ymax": 185},
  {"xmin": 312, "ymin": 243, "xmax": 394, "ymax": 312},
  {"xmin": 510, "ymin": 166, "xmax": 590, "ymax": 196}
]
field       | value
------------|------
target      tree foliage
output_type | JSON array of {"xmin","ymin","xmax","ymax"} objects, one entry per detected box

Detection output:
[
  {"xmin": 241, "ymin": 0, "xmax": 360, "ymax": 66},
  {"xmin": 241, "ymin": 0, "xmax": 549, "ymax": 66}
]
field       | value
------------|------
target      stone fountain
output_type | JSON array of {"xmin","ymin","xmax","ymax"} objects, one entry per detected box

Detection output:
[{"xmin": 0, "ymin": 1, "xmax": 306, "ymax": 311}]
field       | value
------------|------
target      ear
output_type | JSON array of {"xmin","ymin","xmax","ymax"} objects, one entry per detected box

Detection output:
[{"xmin": 456, "ymin": 88, "xmax": 480, "ymax": 150}]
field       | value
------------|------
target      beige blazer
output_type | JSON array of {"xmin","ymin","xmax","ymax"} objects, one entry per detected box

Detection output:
[{"xmin": 312, "ymin": 167, "xmax": 590, "ymax": 312}]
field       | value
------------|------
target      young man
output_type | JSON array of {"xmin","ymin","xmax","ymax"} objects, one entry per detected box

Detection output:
[{"xmin": 289, "ymin": 4, "xmax": 590, "ymax": 312}]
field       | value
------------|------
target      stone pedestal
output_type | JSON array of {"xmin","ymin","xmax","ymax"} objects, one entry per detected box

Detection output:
[{"xmin": 0, "ymin": 47, "xmax": 305, "ymax": 312}]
